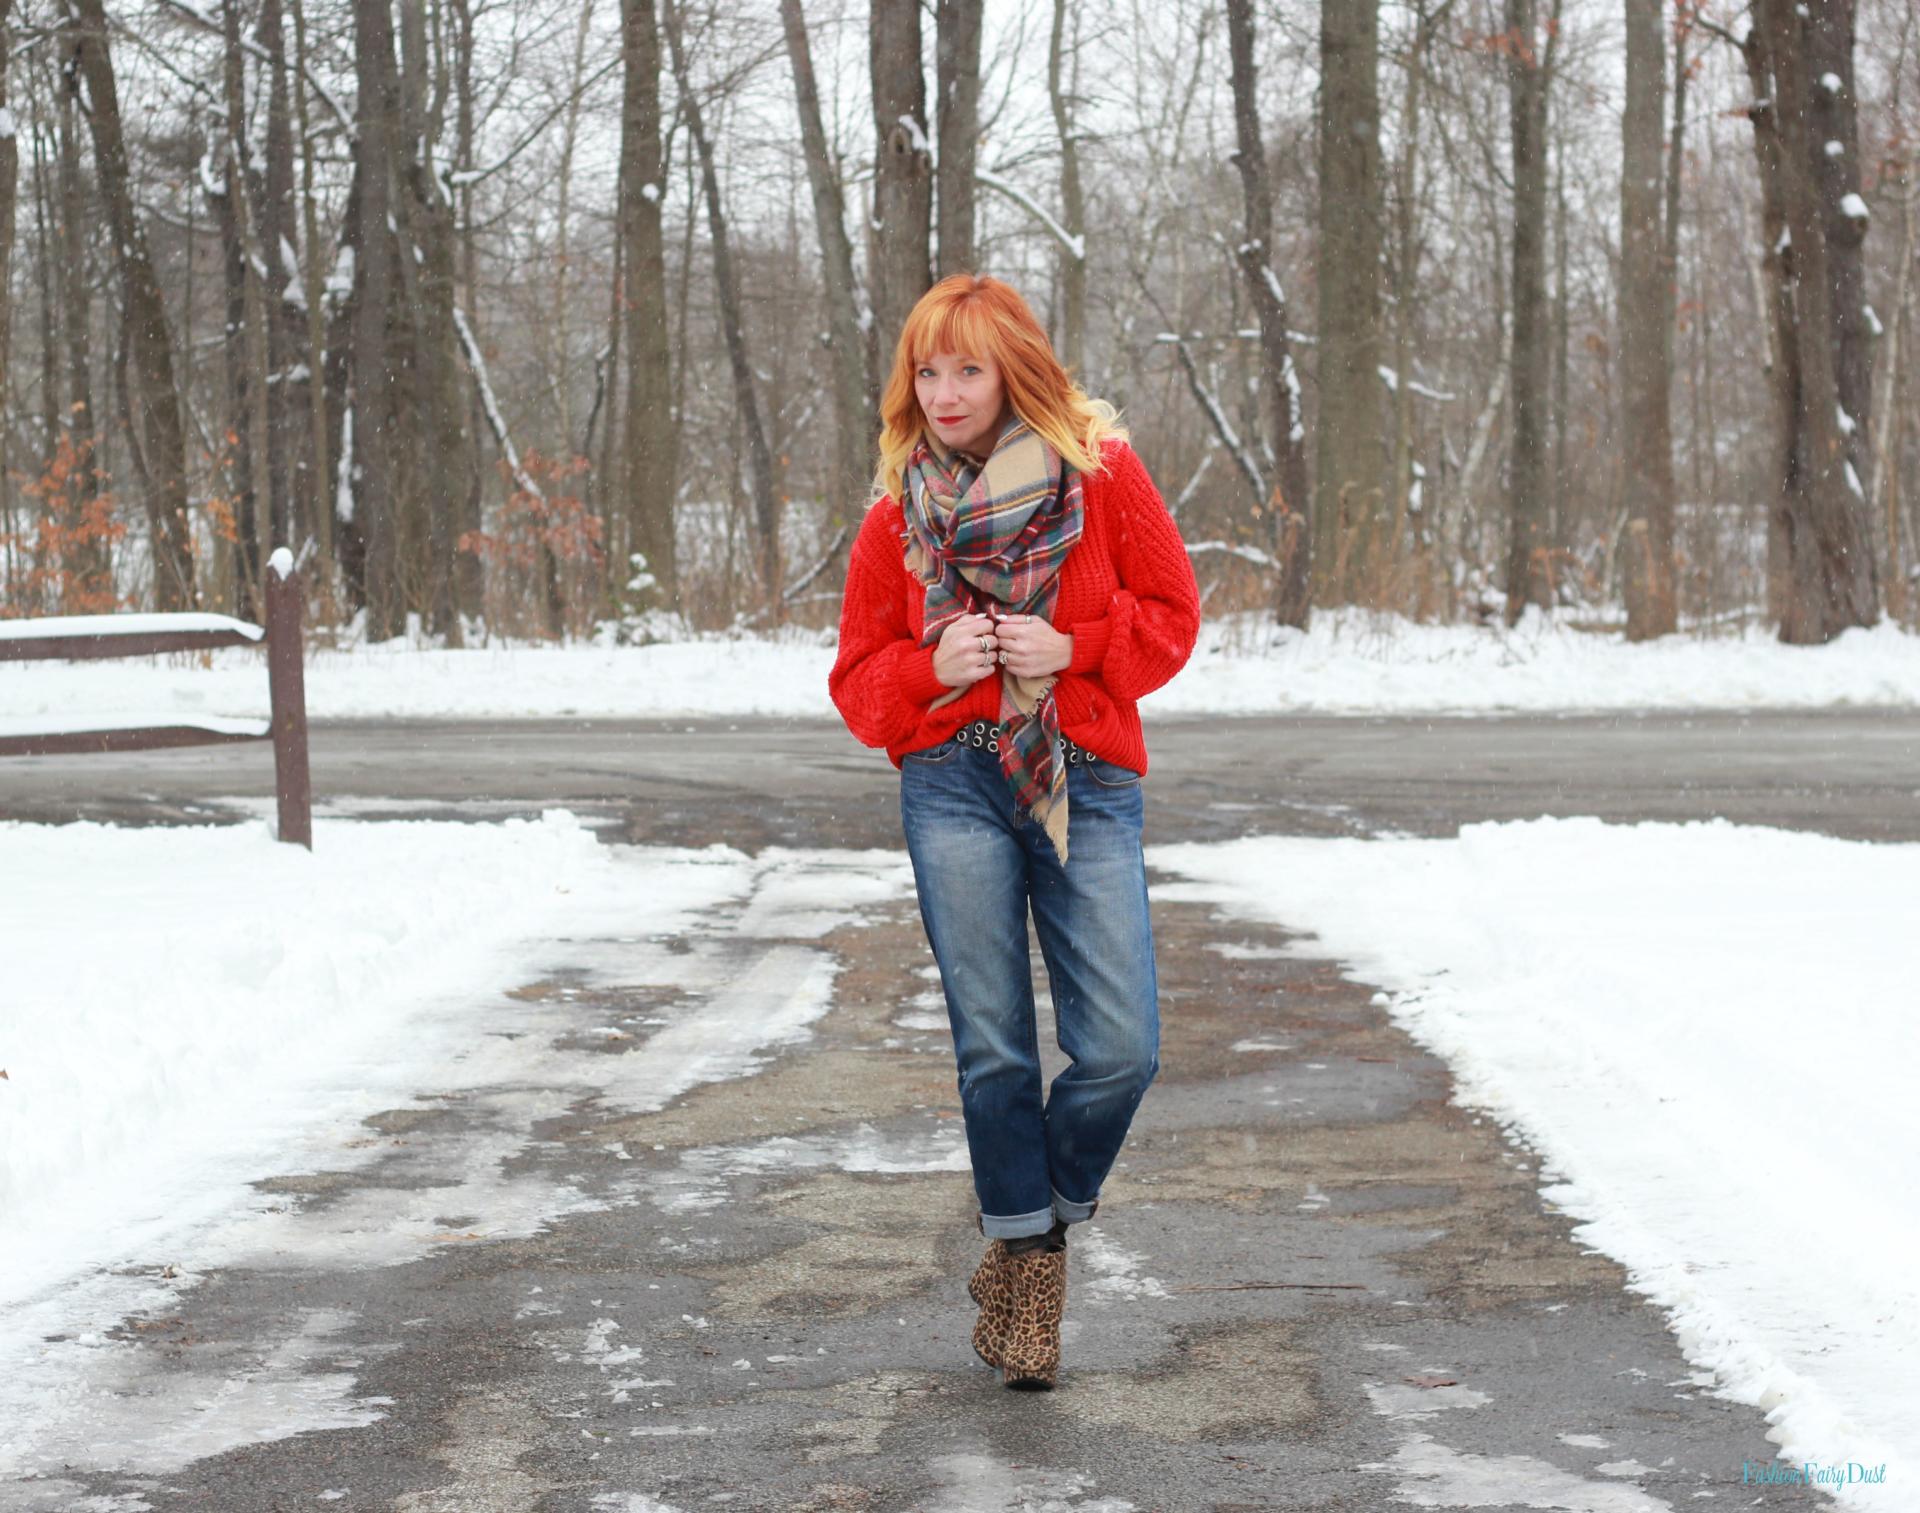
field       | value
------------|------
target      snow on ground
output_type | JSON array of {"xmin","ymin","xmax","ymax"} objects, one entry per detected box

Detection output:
[
  {"xmin": 3, "ymin": 607, "xmax": 1919, "ymax": 723},
  {"xmin": 0, "ymin": 811, "xmax": 656, "ymax": 1320},
  {"xmin": 0, "ymin": 816, "xmax": 913, "ymax": 1335},
  {"xmin": 0, "ymin": 816, "xmax": 918, "ymax": 1481},
  {"xmin": 5, "ymin": 794, "xmax": 1913, "ymax": 1497},
  {"xmin": 1149, "ymin": 816, "xmax": 1919, "ymax": 1509}
]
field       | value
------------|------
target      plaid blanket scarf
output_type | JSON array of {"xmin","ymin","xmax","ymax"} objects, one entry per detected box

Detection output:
[{"xmin": 900, "ymin": 411, "xmax": 1085, "ymax": 863}]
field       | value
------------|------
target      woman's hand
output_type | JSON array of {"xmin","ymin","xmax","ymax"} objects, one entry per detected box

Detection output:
[
  {"xmin": 991, "ymin": 612, "xmax": 1074, "ymax": 678},
  {"xmin": 931, "ymin": 612, "xmax": 1002, "ymax": 688}
]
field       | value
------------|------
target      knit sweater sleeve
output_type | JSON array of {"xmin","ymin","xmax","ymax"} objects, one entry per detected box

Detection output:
[
  {"xmin": 1064, "ymin": 442, "xmax": 1201, "ymax": 701},
  {"xmin": 828, "ymin": 500, "xmax": 952, "ymax": 748}
]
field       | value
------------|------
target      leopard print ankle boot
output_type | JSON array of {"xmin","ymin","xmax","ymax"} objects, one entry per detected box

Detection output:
[
  {"xmin": 998, "ymin": 1243, "xmax": 1068, "ymax": 1389},
  {"xmin": 968, "ymin": 1239, "xmax": 1013, "ymax": 1367}
]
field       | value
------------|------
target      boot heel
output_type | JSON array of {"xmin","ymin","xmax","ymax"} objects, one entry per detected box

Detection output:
[{"xmin": 999, "ymin": 1246, "xmax": 1067, "ymax": 1389}]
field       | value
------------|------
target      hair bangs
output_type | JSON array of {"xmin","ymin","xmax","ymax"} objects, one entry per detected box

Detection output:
[{"xmin": 907, "ymin": 298, "xmax": 1001, "ymax": 369}]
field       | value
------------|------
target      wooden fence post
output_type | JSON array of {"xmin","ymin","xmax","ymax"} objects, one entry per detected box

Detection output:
[{"xmin": 265, "ymin": 548, "xmax": 313, "ymax": 848}]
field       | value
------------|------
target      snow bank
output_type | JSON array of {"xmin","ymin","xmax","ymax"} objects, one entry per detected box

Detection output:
[
  {"xmin": 2, "ymin": 609, "xmax": 1918, "ymax": 722},
  {"xmin": 0, "ymin": 827, "xmax": 913, "ymax": 1482},
  {"xmin": 0, "ymin": 810, "xmax": 665, "ymax": 1316},
  {"xmin": 1149, "ymin": 817, "xmax": 1919, "ymax": 1507},
  {"xmin": 1156, "ymin": 608, "xmax": 1920, "ymax": 714}
]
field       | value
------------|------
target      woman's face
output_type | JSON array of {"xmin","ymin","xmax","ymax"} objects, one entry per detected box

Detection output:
[{"xmin": 914, "ymin": 351, "xmax": 1007, "ymax": 459}]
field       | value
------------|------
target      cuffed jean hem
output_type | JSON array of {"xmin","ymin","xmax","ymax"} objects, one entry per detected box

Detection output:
[
  {"xmin": 979, "ymin": 1204, "xmax": 1058, "ymax": 1241},
  {"xmin": 1051, "ymin": 1187, "xmax": 1099, "ymax": 1224}
]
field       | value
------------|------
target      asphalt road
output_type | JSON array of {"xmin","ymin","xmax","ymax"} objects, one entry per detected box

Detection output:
[
  {"xmin": 3, "ymin": 710, "xmax": 1906, "ymax": 1511},
  {"xmin": 3, "ymin": 708, "xmax": 1917, "ymax": 845}
]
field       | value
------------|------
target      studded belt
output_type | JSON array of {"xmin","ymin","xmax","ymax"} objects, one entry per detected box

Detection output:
[{"xmin": 955, "ymin": 718, "xmax": 1097, "ymax": 764}]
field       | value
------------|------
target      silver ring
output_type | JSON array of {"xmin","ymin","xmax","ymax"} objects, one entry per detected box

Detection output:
[
  {"xmin": 997, "ymin": 650, "xmax": 1007, "ymax": 665},
  {"xmin": 977, "ymin": 634, "xmax": 991, "ymax": 653}
]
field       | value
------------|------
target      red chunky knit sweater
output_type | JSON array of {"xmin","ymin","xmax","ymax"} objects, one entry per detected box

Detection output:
[{"xmin": 828, "ymin": 436, "xmax": 1201, "ymax": 775}]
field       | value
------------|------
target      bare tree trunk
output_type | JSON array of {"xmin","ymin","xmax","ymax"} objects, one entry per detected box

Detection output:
[
  {"xmin": 550, "ymin": 0, "xmax": 598, "ymax": 450},
  {"xmin": 450, "ymin": 0, "xmax": 484, "ymax": 622},
  {"xmin": 1315, "ymin": 0, "xmax": 1386, "ymax": 604},
  {"xmin": 1047, "ymin": 0, "xmax": 1087, "ymax": 375},
  {"xmin": 1225, "ymin": 0, "xmax": 1310, "ymax": 627},
  {"xmin": 1662, "ymin": 12, "xmax": 1691, "ymax": 593},
  {"xmin": 0, "ymin": 0, "xmax": 16, "ymax": 599},
  {"xmin": 1809, "ymin": 0, "xmax": 1872, "ymax": 559},
  {"xmin": 289, "ymin": 0, "xmax": 335, "ymax": 608},
  {"xmin": 1661, "ymin": 11, "xmax": 1690, "ymax": 445},
  {"xmin": 415, "ymin": 224, "xmax": 472, "ymax": 647},
  {"xmin": 394, "ymin": 0, "xmax": 472, "ymax": 643},
  {"xmin": 1744, "ymin": 60, "xmax": 1794, "ymax": 623},
  {"xmin": 663, "ymin": 0, "xmax": 781, "ymax": 618},
  {"xmin": 1742, "ymin": 0, "xmax": 1878, "ymax": 641},
  {"xmin": 221, "ymin": 0, "xmax": 276, "ymax": 619},
  {"xmin": 587, "ymin": 235, "xmax": 623, "ymax": 612},
  {"xmin": 257, "ymin": 0, "xmax": 305, "ymax": 560},
  {"xmin": 55, "ymin": 69, "xmax": 106, "ymax": 607},
  {"xmin": 1391, "ymin": 0, "xmax": 1451, "ymax": 619},
  {"xmin": 323, "ymin": 159, "xmax": 363, "ymax": 613},
  {"xmin": 212, "ymin": 53, "xmax": 257, "ymax": 615},
  {"xmin": 30, "ymin": 101, "xmax": 59, "ymax": 500},
  {"xmin": 1868, "ymin": 166, "xmax": 1915, "ymax": 621},
  {"xmin": 543, "ymin": 0, "xmax": 598, "ymax": 630},
  {"xmin": 1619, "ymin": 0, "xmax": 1676, "ymax": 638},
  {"xmin": 69, "ymin": 0, "xmax": 197, "ymax": 610},
  {"xmin": 781, "ymin": 0, "xmax": 876, "ymax": 536},
  {"xmin": 936, "ymin": 0, "xmax": 981, "ymax": 279},
  {"xmin": 620, "ymin": 0, "xmax": 678, "ymax": 613},
  {"xmin": 1502, "ymin": 0, "xmax": 1555, "ymax": 624},
  {"xmin": 350, "ymin": 0, "xmax": 402, "ymax": 639},
  {"xmin": 1551, "ymin": 142, "xmax": 1569, "ymax": 581},
  {"xmin": 1389, "ymin": 9, "xmax": 1420, "ymax": 598},
  {"xmin": 869, "ymin": 0, "xmax": 932, "ymax": 358}
]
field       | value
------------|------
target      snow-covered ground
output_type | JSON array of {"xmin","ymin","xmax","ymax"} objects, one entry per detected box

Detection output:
[
  {"xmin": 4, "ymin": 608, "xmax": 1919, "ymax": 724},
  {"xmin": 5, "ymin": 806, "xmax": 1911, "ymax": 1501},
  {"xmin": 0, "ymin": 811, "xmax": 656, "ymax": 1320},
  {"xmin": 0, "ymin": 812, "xmax": 918, "ymax": 1481},
  {"xmin": 1151, "ymin": 817, "xmax": 1919, "ymax": 1510},
  {"xmin": 0, "ymin": 816, "xmax": 917, "ymax": 1334}
]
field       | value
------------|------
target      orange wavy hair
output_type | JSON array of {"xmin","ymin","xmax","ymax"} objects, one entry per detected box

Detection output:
[{"xmin": 871, "ymin": 273, "xmax": 1127, "ymax": 506}]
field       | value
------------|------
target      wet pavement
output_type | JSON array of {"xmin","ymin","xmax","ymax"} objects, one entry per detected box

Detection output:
[
  {"xmin": 2, "ymin": 709, "xmax": 1916, "ymax": 843},
  {"xmin": 5, "ymin": 710, "xmax": 1904, "ymax": 1510}
]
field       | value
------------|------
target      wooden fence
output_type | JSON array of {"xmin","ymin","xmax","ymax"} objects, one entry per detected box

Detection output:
[{"xmin": 0, "ymin": 551, "xmax": 313, "ymax": 847}]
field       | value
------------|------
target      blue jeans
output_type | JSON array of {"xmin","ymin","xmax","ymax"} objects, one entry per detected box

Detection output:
[{"xmin": 899, "ymin": 733, "xmax": 1161, "ymax": 1240}]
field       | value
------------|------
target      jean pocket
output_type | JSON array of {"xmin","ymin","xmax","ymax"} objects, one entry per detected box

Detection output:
[
  {"xmin": 903, "ymin": 736, "xmax": 962, "ymax": 764},
  {"xmin": 1083, "ymin": 755, "xmax": 1141, "ymax": 787}
]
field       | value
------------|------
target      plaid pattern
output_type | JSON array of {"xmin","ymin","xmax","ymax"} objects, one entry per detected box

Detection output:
[{"xmin": 901, "ymin": 413, "xmax": 1086, "ymax": 862}]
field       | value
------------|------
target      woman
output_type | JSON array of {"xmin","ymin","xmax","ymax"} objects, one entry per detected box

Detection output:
[{"xmin": 828, "ymin": 274, "xmax": 1200, "ymax": 1389}]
